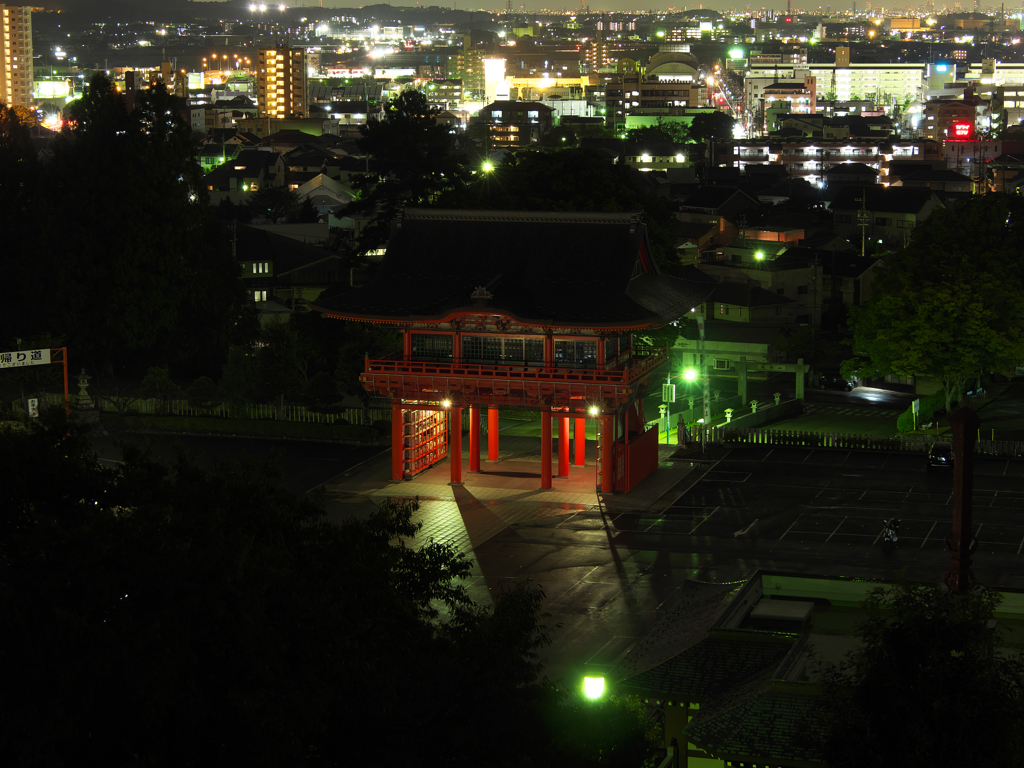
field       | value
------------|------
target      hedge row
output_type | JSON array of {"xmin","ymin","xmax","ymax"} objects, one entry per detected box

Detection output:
[
  {"xmin": 102, "ymin": 414, "xmax": 382, "ymax": 443},
  {"xmin": 896, "ymin": 390, "xmax": 946, "ymax": 433}
]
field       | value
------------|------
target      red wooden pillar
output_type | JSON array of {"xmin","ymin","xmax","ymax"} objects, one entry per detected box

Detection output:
[
  {"xmin": 574, "ymin": 417, "xmax": 586, "ymax": 466},
  {"xmin": 488, "ymin": 406, "xmax": 500, "ymax": 462},
  {"xmin": 600, "ymin": 414, "xmax": 614, "ymax": 493},
  {"xmin": 558, "ymin": 415, "xmax": 570, "ymax": 477},
  {"xmin": 450, "ymin": 407, "xmax": 463, "ymax": 485},
  {"xmin": 391, "ymin": 403, "xmax": 404, "ymax": 481},
  {"xmin": 541, "ymin": 410, "xmax": 552, "ymax": 489},
  {"xmin": 402, "ymin": 330, "xmax": 412, "ymax": 359},
  {"xmin": 468, "ymin": 406, "xmax": 480, "ymax": 472}
]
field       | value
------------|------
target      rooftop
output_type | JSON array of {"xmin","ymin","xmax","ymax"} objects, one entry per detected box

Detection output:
[{"xmin": 314, "ymin": 208, "xmax": 716, "ymax": 328}]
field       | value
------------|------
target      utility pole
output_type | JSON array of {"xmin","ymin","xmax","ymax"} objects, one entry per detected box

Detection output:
[
  {"xmin": 855, "ymin": 189, "xmax": 869, "ymax": 258},
  {"xmin": 696, "ymin": 314, "xmax": 711, "ymax": 453}
]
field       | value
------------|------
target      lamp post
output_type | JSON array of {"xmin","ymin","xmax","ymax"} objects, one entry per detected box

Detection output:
[{"xmin": 696, "ymin": 314, "xmax": 710, "ymax": 452}]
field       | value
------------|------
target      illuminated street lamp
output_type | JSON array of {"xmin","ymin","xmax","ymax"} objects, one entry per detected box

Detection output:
[
  {"xmin": 683, "ymin": 367, "xmax": 698, "ymax": 383},
  {"xmin": 482, "ymin": 161, "xmax": 494, "ymax": 172},
  {"xmin": 583, "ymin": 676, "xmax": 605, "ymax": 699},
  {"xmin": 754, "ymin": 251, "xmax": 765, "ymax": 261}
]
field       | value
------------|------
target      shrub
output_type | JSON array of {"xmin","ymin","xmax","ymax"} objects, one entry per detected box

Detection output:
[{"xmin": 896, "ymin": 390, "xmax": 945, "ymax": 432}]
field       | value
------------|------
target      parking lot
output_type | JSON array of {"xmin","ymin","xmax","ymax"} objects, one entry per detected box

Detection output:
[{"xmin": 602, "ymin": 445, "xmax": 1024, "ymax": 580}]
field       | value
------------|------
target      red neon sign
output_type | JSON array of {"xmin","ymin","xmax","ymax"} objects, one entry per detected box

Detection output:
[{"xmin": 952, "ymin": 122, "xmax": 973, "ymax": 139}]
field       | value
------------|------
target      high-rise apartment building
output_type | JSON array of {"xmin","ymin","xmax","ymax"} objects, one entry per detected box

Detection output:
[
  {"xmin": 256, "ymin": 45, "xmax": 308, "ymax": 118},
  {"xmin": 1, "ymin": 4, "xmax": 33, "ymax": 109}
]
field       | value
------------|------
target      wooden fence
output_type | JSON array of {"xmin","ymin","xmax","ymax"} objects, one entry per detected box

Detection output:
[
  {"xmin": 12, "ymin": 393, "xmax": 393, "ymax": 427},
  {"xmin": 703, "ymin": 426, "xmax": 1024, "ymax": 458}
]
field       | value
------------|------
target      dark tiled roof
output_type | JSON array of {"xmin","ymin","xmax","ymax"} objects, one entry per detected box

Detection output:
[
  {"xmin": 314, "ymin": 209, "xmax": 716, "ymax": 327},
  {"xmin": 681, "ymin": 324, "xmax": 789, "ymax": 346},
  {"xmin": 677, "ymin": 221, "xmax": 718, "ymax": 239},
  {"xmin": 233, "ymin": 224, "xmax": 339, "ymax": 276},
  {"xmin": 824, "ymin": 162, "xmax": 878, "ymax": 177},
  {"xmin": 829, "ymin": 185, "xmax": 937, "ymax": 214},
  {"xmin": 900, "ymin": 168, "xmax": 971, "ymax": 183},
  {"xmin": 679, "ymin": 187, "xmax": 756, "ymax": 211},
  {"xmin": 614, "ymin": 579, "xmax": 745, "ymax": 682},
  {"xmin": 776, "ymin": 248, "xmax": 878, "ymax": 278},
  {"xmin": 619, "ymin": 629, "xmax": 797, "ymax": 700},
  {"xmin": 712, "ymin": 282, "xmax": 794, "ymax": 307},
  {"xmin": 686, "ymin": 666, "xmax": 827, "ymax": 765}
]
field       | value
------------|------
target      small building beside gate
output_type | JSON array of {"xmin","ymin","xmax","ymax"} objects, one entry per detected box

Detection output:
[{"xmin": 313, "ymin": 208, "xmax": 715, "ymax": 493}]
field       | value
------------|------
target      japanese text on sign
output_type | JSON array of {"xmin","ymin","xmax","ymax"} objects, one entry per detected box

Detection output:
[{"xmin": 0, "ymin": 348, "xmax": 51, "ymax": 369}]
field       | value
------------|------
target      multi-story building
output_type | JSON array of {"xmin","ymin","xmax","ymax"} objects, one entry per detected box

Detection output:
[
  {"xmin": 475, "ymin": 100, "xmax": 554, "ymax": 149},
  {"xmin": 920, "ymin": 88, "xmax": 989, "ymax": 142},
  {"xmin": 423, "ymin": 79, "xmax": 462, "ymax": 110},
  {"xmin": 1, "ymin": 4, "xmax": 32, "ymax": 109},
  {"xmin": 603, "ymin": 52, "xmax": 703, "ymax": 133},
  {"xmin": 717, "ymin": 138, "xmax": 943, "ymax": 186},
  {"xmin": 745, "ymin": 56, "xmax": 926, "ymax": 120},
  {"xmin": 256, "ymin": 45, "xmax": 308, "ymax": 119},
  {"xmin": 449, "ymin": 37, "xmax": 484, "ymax": 100}
]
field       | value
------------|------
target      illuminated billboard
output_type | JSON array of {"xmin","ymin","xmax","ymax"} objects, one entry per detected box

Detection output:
[
  {"xmin": 951, "ymin": 121, "xmax": 973, "ymax": 140},
  {"xmin": 34, "ymin": 80, "xmax": 71, "ymax": 99}
]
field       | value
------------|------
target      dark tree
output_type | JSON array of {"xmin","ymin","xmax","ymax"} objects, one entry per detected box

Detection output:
[
  {"xmin": 843, "ymin": 194, "xmax": 1024, "ymax": 410},
  {"xmin": 0, "ymin": 414, "xmax": 562, "ymax": 767},
  {"xmin": 347, "ymin": 89, "xmax": 462, "ymax": 255},
  {"xmin": 815, "ymin": 579, "xmax": 1024, "ymax": 768},
  {"xmin": 687, "ymin": 111, "xmax": 736, "ymax": 143},
  {"xmin": 249, "ymin": 184, "xmax": 300, "ymax": 223},
  {"xmin": 0, "ymin": 101, "xmax": 37, "ymax": 261},
  {"xmin": 16, "ymin": 75, "xmax": 252, "ymax": 377}
]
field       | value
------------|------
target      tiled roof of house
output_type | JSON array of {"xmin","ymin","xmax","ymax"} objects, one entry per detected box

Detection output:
[
  {"xmin": 614, "ymin": 579, "xmax": 746, "ymax": 682},
  {"xmin": 619, "ymin": 628, "xmax": 798, "ymax": 700},
  {"xmin": 679, "ymin": 187, "xmax": 758, "ymax": 212},
  {"xmin": 711, "ymin": 282, "xmax": 794, "ymax": 307},
  {"xmin": 233, "ymin": 224, "xmax": 339, "ymax": 277},
  {"xmin": 776, "ymin": 248, "xmax": 879, "ymax": 278},
  {"xmin": 681, "ymin": 324, "xmax": 789, "ymax": 346},
  {"xmin": 686, "ymin": 663, "xmax": 826, "ymax": 766},
  {"xmin": 824, "ymin": 162, "xmax": 878, "ymax": 177},
  {"xmin": 313, "ymin": 208, "xmax": 716, "ymax": 327},
  {"xmin": 899, "ymin": 168, "xmax": 971, "ymax": 183},
  {"xmin": 829, "ymin": 185, "xmax": 937, "ymax": 215}
]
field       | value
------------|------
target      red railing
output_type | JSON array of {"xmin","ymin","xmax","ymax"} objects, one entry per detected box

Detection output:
[{"xmin": 364, "ymin": 347, "xmax": 670, "ymax": 388}]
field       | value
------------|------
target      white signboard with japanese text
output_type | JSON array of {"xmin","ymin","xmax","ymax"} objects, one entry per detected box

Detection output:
[{"xmin": 0, "ymin": 348, "xmax": 51, "ymax": 369}]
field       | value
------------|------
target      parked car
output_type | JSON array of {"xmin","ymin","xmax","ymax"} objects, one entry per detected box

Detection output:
[
  {"xmin": 927, "ymin": 441, "xmax": 954, "ymax": 470},
  {"xmin": 819, "ymin": 373, "xmax": 853, "ymax": 392}
]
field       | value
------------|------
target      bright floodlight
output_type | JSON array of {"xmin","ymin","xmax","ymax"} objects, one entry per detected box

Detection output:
[
  {"xmin": 279, "ymin": 3, "xmax": 286, "ymax": 9},
  {"xmin": 583, "ymin": 676, "xmax": 605, "ymax": 699},
  {"xmin": 259, "ymin": 3, "xmax": 267, "ymax": 10},
  {"xmin": 442, "ymin": 399, "xmax": 451, "ymax": 408},
  {"xmin": 589, "ymin": 406, "xmax": 600, "ymax": 416},
  {"xmin": 755, "ymin": 251, "xmax": 765, "ymax": 261},
  {"xmin": 683, "ymin": 368, "xmax": 698, "ymax": 382},
  {"xmin": 482, "ymin": 161, "xmax": 494, "ymax": 172}
]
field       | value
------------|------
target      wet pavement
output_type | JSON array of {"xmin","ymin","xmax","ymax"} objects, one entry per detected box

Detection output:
[{"xmin": 319, "ymin": 436, "xmax": 1024, "ymax": 682}]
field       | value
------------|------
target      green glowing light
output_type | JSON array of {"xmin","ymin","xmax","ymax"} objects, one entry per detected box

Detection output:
[
  {"xmin": 482, "ymin": 161, "xmax": 494, "ymax": 172},
  {"xmin": 583, "ymin": 676, "xmax": 605, "ymax": 699},
  {"xmin": 755, "ymin": 251, "xmax": 765, "ymax": 261},
  {"xmin": 683, "ymin": 368, "xmax": 698, "ymax": 382}
]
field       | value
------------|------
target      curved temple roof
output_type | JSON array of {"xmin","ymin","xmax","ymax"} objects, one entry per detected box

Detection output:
[{"xmin": 314, "ymin": 208, "xmax": 715, "ymax": 329}]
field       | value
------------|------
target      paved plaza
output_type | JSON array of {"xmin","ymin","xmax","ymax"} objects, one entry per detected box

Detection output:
[{"xmin": 319, "ymin": 426, "xmax": 1024, "ymax": 683}]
